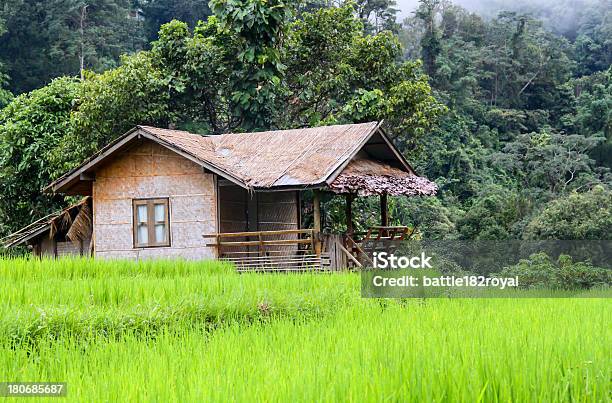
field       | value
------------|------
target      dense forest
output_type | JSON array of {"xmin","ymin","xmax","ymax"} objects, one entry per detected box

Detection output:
[{"xmin": 0, "ymin": 0, "xmax": 610, "ymax": 241}]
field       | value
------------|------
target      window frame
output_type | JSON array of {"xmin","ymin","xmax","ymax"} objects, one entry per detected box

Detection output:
[{"xmin": 132, "ymin": 198, "xmax": 171, "ymax": 248}]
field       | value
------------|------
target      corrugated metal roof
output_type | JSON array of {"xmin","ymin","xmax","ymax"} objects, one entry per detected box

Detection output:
[{"xmin": 139, "ymin": 122, "xmax": 380, "ymax": 188}]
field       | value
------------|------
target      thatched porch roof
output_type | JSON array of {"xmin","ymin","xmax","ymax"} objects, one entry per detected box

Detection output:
[{"xmin": 328, "ymin": 159, "xmax": 438, "ymax": 197}]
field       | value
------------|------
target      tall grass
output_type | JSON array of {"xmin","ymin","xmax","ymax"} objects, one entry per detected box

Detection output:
[
  {"xmin": 0, "ymin": 258, "xmax": 609, "ymax": 401},
  {"xmin": 0, "ymin": 258, "xmax": 356, "ymax": 346}
]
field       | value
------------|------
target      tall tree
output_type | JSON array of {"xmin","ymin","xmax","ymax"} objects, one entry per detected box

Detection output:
[
  {"xmin": 414, "ymin": 0, "xmax": 443, "ymax": 78},
  {"xmin": 355, "ymin": 0, "xmax": 400, "ymax": 33},
  {"xmin": 0, "ymin": 0, "xmax": 146, "ymax": 94}
]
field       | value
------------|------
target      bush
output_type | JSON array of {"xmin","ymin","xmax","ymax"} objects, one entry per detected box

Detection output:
[
  {"xmin": 498, "ymin": 252, "xmax": 611, "ymax": 289},
  {"xmin": 523, "ymin": 186, "xmax": 612, "ymax": 240}
]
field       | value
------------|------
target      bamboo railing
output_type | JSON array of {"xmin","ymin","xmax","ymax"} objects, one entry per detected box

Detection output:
[{"xmin": 203, "ymin": 229, "xmax": 328, "ymax": 271}]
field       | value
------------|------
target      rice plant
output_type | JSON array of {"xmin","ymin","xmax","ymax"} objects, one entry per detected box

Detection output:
[{"xmin": 0, "ymin": 258, "xmax": 609, "ymax": 402}]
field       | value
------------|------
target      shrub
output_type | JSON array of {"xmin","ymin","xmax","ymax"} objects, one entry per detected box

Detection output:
[{"xmin": 498, "ymin": 252, "xmax": 611, "ymax": 289}]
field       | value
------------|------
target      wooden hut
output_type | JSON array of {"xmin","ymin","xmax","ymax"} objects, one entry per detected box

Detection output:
[{"xmin": 3, "ymin": 121, "xmax": 436, "ymax": 269}]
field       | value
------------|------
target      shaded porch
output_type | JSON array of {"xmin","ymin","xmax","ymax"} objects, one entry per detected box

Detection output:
[{"xmin": 204, "ymin": 158, "xmax": 437, "ymax": 271}]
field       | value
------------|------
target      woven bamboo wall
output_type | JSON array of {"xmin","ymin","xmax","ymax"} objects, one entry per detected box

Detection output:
[{"xmin": 92, "ymin": 140, "xmax": 217, "ymax": 260}]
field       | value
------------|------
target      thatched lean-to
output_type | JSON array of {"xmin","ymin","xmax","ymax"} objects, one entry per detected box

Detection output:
[
  {"xmin": 328, "ymin": 159, "xmax": 438, "ymax": 196},
  {"xmin": 2, "ymin": 197, "xmax": 93, "ymax": 256}
]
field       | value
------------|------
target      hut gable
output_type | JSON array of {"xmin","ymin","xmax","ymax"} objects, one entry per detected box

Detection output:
[
  {"xmin": 92, "ymin": 141, "xmax": 217, "ymax": 260},
  {"xmin": 2, "ymin": 197, "xmax": 93, "ymax": 256}
]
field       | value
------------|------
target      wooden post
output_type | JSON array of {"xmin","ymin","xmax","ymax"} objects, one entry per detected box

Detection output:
[
  {"xmin": 345, "ymin": 193, "xmax": 354, "ymax": 238},
  {"xmin": 313, "ymin": 190, "xmax": 322, "ymax": 256},
  {"xmin": 380, "ymin": 193, "xmax": 389, "ymax": 226},
  {"xmin": 313, "ymin": 190, "xmax": 321, "ymax": 233}
]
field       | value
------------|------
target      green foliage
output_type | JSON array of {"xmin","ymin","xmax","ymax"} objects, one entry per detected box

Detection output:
[
  {"xmin": 210, "ymin": 0, "xmax": 292, "ymax": 130},
  {"xmin": 53, "ymin": 52, "xmax": 173, "ymax": 170},
  {"xmin": 0, "ymin": 0, "xmax": 146, "ymax": 94},
  {"xmin": 498, "ymin": 252, "xmax": 611, "ymax": 289},
  {"xmin": 572, "ymin": 2, "xmax": 612, "ymax": 76},
  {"xmin": 139, "ymin": 0, "xmax": 212, "ymax": 43},
  {"xmin": 354, "ymin": 0, "xmax": 400, "ymax": 33},
  {"xmin": 280, "ymin": 4, "xmax": 444, "ymax": 149},
  {"xmin": 399, "ymin": 1, "xmax": 611, "ymax": 241},
  {"xmin": 562, "ymin": 68, "xmax": 612, "ymax": 167},
  {"xmin": 0, "ymin": 9, "xmax": 12, "ymax": 108},
  {"xmin": 0, "ymin": 77, "xmax": 80, "ymax": 234},
  {"xmin": 415, "ymin": 0, "xmax": 442, "ymax": 77},
  {"xmin": 491, "ymin": 129, "xmax": 606, "ymax": 194},
  {"xmin": 391, "ymin": 196, "xmax": 458, "ymax": 239},
  {"xmin": 456, "ymin": 185, "xmax": 523, "ymax": 240},
  {"xmin": 0, "ymin": 73, "xmax": 11, "ymax": 110},
  {"xmin": 523, "ymin": 186, "xmax": 612, "ymax": 240}
]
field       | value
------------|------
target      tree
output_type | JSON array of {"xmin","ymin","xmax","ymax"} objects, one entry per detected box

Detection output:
[
  {"xmin": 456, "ymin": 184, "xmax": 523, "ymax": 240},
  {"xmin": 139, "ymin": 0, "xmax": 212, "ymax": 43},
  {"xmin": 491, "ymin": 129, "xmax": 606, "ymax": 194},
  {"xmin": 0, "ymin": 77, "xmax": 80, "ymax": 235},
  {"xmin": 523, "ymin": 186, "xmax": 612, "ymax": 240},
  {"xmin": 53, "ymin": 52, "xmax": 173, "ymax": 171},
  {"xmin": 0, "ymin": 0, "xmax": 146, "ymax": 94},
  {"xmin": 563, "ymin": 68, "xmax": 612, "ymax": 168},
  {"xmin": 355, "ymin": 0, "xmax": 400, "ymax": 34},
  {"xmin": 210, "ymin": 0, "xmax": 292, "ymax": 130},
  {"xmin": 0, "ymin": 4, "xmax": 13, "ymax": 107},
  {"xmin": 414, "ymin": 0, "xmax": 442, "ymax": 78},
  {"xmin": 573, "ymin": 1, "xmax": 612, "ymax": 76},
  {"xmin": 279, "ymin": 4, "xmax": 444, "ymax": 151}
]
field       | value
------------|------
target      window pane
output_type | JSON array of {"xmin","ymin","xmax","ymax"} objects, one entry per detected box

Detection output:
[
  {"xmin": 137, "ymin": 224, "xmax": 148, "ymax": 244},
  {"xmin": 155, "ymin": 224, "xmax": 166, "ymax": 243},
  {"xmin": 137, "ymin": 204, "xmax": 147, "ymax": 223},
  {"xmin": 154, "ymin": 203, "xmax": 165, "ymax": 222}
]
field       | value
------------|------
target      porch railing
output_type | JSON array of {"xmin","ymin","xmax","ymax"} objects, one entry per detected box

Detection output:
[{"xmin": 203, "ymin": 229, "xmax": 329, "ymax": 271}]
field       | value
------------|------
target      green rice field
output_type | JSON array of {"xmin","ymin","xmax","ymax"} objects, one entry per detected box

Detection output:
[{"xmin": 0, "ymin": 258, "xmax": 610, "ymax": 402}]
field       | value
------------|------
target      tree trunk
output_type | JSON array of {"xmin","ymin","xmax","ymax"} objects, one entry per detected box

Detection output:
[
  {"xmin": 345, "ymin": 193, "xmax": 354, "ymax": 238},
  {"xmin": 79, "ymin": 5, "xmax": 88, "ymax": 81}
]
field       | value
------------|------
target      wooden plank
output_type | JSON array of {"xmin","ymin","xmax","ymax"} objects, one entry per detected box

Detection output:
[
  {"xmin": 345, "ymin": 193, "xmax": 354, "ymax": 237},
  {"xmin": 227, "ymin": 260, "xmax": 326, "ymax": 265},
  {"xmin": 203, "ymin": 229, "xmax": 313, "ymax": 238},
  {"xmin": 206, "ymin": 239, "xmax": 314, "ymax": 247},
  {"xmin": 236, "ymin": 267, "xmax": 327, "ymax": 273},
  {"xmin": 338, "ymin": 242, "xmax": 362, "ymax": 268},
  {"xmin": 380, "ymin": 193, "xmax": 388, "ymax": 226},
  {"xmin": 224, "ymin": 254, "xmax": 321, "ymax": 260},
  {"xmin": 313, "ymin": 190, "xmax": 322, "ymax": 256},
  {"xmin": 347, "ymin": 236, "xmax": 374, "ymax": 266}
]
